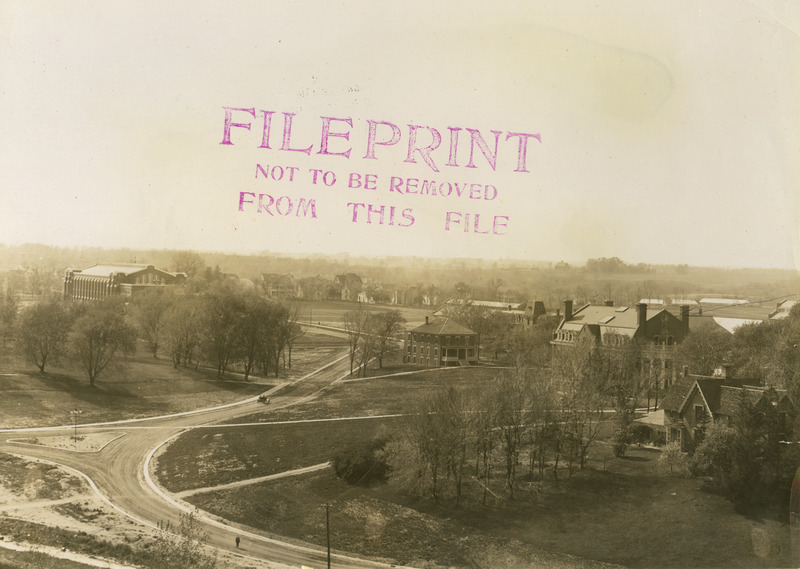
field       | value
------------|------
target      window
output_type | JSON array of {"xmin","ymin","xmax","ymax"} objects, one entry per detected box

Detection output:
[{"xmin": 694, "ymin": 405, "xmax": 705, "ymax": 424}]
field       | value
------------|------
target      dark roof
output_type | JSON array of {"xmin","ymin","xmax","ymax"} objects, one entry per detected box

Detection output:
[
  {"xmin": 557, "ymin": 303, "xmax": 680, "ymax": 342},
  {"xmin": 661, "ymin": 375, "xmax": 696, "ymax": 412},
  {"xmin": 411, "ymin": 318, "xmax": 477, "ymax": 335}
]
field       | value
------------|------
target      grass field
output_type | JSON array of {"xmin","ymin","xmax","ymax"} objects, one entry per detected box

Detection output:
[
  {"xmin": 182, "ymin": 444, "xmax": 792, "ymax": 569},
  {"xmin": 0, "ymin": 328, "xmax": 348, "ymax": 429},
  {"xmin": 155, "ymin": 365, "xmax": 794, "ymax": 569},
  {"xmin": 285, "ymin": 299, "xmax": 433, "ymax": 328}
]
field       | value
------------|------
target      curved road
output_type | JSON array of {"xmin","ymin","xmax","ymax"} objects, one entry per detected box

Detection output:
[{"xmin": 0, "ymin": 330, "xmax": 404, "ymax": 569}]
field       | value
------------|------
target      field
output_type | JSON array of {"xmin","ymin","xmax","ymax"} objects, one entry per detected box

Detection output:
[
  {"xmin": 183, "ymin": 447, "xmax": 791, "ymax": 569},
  {"xmin": 0, "ymin": 328, "xmax": 347, "ymax": 429},
  {"xmin": 285, "ymin": 299, "xmax": 433, "ymax": 328}
]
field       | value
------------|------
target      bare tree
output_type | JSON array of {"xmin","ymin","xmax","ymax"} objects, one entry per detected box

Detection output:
[
  {"xmin": 202, "ymin": 287, "xmax": 246, "ymax": 376},
  {"xmin": 343, "ymin": 308, "xmax": 367, "ymax": 375},
  {"xmin": 172, "ymin": 251, "xmax": 206, "ymax": 279},
  {"xmin": 162, "ymin": 297, "xmax": 203, "ymax": 369},
  {"xmin": 283, "ymin": 307, "xmax": 304, "ymax": 369},
  {"xmin": 131, "ymin": 291, "xmax": 171, "ymax": 358},
  {"xmin": 370, "ymin": 310, "xmax": 404, "ymax": 368}
]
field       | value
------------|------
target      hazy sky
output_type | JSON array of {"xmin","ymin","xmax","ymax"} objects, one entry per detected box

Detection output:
[{"xmin": 1, "ymin": 1, "xmax": 798, "ymax": 269}]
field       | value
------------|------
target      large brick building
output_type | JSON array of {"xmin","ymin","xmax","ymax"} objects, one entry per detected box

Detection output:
[
  {"xmin": 551, "ymin": 300, "xmax": 691, "ymax": 392},
  {"xmin": 404, "ymin": 316, "xmax": 479, "ymax": 367},
  {"xmin": 63, "ymin": 264, "xmax": 185, "ymax": 301}
]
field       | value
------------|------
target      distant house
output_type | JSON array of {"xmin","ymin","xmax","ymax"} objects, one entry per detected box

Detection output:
[
  {"xmin": 404, "ymin": 316, "xmax": 479, "ymax": 367},
  {"xmin": 261, "ymin": 273, "xmax": 297, "ymax": 299},
  {"xmin": 434, "ymin": 298, "xmax": 548, "ymax": 329},
  {"xmin": 334, "ymin": 273, "xmax": 363, "ymax": 301},
  {"xmin": 654, "ymin": 367, "xmax": 797, "ymax": 451},
  {"xmin": 63, "ymin": 264, "xmax": 185, "ymax": 301}
]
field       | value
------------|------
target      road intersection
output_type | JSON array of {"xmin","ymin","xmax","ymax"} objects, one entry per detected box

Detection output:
[{"xmin": 0, "ymin": 331, "xmax": 408, "ymax": 569}]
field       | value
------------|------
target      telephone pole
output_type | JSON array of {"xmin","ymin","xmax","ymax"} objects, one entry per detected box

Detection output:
[{"xmin": 325, "ymin": 503, "xmax": 331, "ymax": 569}]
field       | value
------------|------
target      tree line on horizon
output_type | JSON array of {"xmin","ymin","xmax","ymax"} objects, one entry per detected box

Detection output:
[{"xmin": 0, "ymin": 279, "xmax": 299, "ymax": 386}]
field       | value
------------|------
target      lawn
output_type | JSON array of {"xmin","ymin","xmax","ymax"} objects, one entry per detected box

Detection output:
[
  {"xmin": 0, "ymin": 328, "xmax": 345, "ymax": 429},
  {"xmin": 183, "ymin": 445, "xmax": 792, "ymax": 569}
]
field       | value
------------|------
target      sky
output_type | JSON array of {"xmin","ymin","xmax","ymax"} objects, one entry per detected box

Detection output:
[{"xmin": 1, "ymin": 1, "xmax": 798, "ymax": 269}]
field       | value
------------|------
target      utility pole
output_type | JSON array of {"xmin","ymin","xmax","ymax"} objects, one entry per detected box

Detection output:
[
  {"xmin": 326, "ymin": 503, "xmax": 331, "ymax": 569},
  {"xmin": 70, "ymin": 409, "xmax": 82, "ymax": 447}
]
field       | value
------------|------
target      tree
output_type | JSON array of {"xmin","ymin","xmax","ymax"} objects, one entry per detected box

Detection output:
[
  {"xmin": 130, "ymin": 291, "xmax": 171, "ymax": 358},
  {"xmin": 17, "ymin": 300, "xmax": 73, "ymax": 373},
  {"xmin": 70, "ymin": 304, "xmax": 137, "ymax": 386},
  {"xmin": 162, "ymin": 297, "xmax": 204, "ymax": 369},
  {"xmin": 493, "ymin": 372, "xmax": 529, "ymax": 498},
  {"xmin": 172, "ymin": 251, "xmax": 206, "ymax": 279},
  {"xmin": 343, "ymin": 308, "xmax": 367, "ymax": 375},
  {"xmin": 589, "ymin": 338, "xmax": 647, "ymax": 457},
  {"xmin": 690, "ymin": 389, "xmax": 786, "ymax": 510},
  {"xmin": 371, "ymin": 310, "xmax": 405, "ymax": 368},
  {"xmin": 658, "ymin": 441, "xmax": 688, "ymax": 475},
  {"xmin": 239, "ymin": 296, "xmax": 289, "ymax": 380},
  {"xmin": 0, "ymin": 291, "xmax": 19, "ymax": 349},
  {"xmin": 551, "ymin": 335, "xmax": 606, "ymax": 473},
  {"xmin": 674, "ymin": 320, "xmax": 733, "ymax": 376},
  {"xmin": 283, "ymin": 307, "xmax": 304, "ymax": 369},
  {"xmin": 202, "ymin": 287, "xmax": 246, "ymax": 376}
]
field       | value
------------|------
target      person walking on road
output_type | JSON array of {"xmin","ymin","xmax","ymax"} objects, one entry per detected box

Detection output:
[{"xmin": 235, "ymin": 536, "xmax": 240, "ymax": 548}]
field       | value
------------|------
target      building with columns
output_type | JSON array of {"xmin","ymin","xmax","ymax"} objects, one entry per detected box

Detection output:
[{"xmin": 63, "ymin": 264, "xmax": 185, "ymax": 301}]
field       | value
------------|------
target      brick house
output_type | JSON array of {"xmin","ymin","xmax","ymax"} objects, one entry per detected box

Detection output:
[{"xmin": 404, "ymin": 316, "xmax": 480, "ymax": 367}]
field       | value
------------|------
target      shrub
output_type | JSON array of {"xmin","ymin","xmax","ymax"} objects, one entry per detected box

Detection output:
[
  {"xmin": 331, "ymin": 437, "xmax": 389, "ymax": 485},
  {"xmin": 658, "ymin": 441, "xmax": 688, "ymax": 475}
]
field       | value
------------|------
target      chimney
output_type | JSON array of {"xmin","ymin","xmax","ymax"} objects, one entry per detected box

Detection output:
[
  {"xmin": 680, "ymin": 305, "xmax": 690, "ymax": 335},
  {"xmin": 683, "ymin": 365, "xmax": 689, "ymax": 377},
  {"xmin": 637, "ymin": 302, "xmax": 647, "ymax": 328},
  {"xmin": 563, "ymin": 300, "xmax": 573, "ymax": 321},
  {"xmin": 425, "ymin": 316, "xmax": 429, "ymax": 325},
  {"xmin": 604, "ymin": 299, "xmax": 614, "ymax": 307}
]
